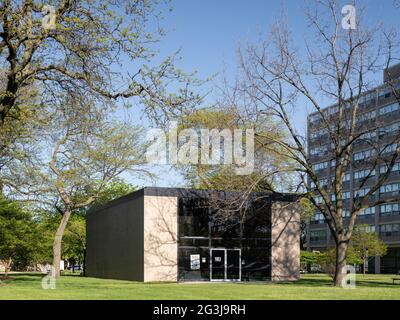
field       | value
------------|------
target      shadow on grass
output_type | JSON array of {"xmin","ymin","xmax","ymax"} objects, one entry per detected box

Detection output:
[
  {"xmin": 0, "ymin": 271, "xmax": 84, "ymax": 284},
  {"xmin": 269, "ymin": 274, "xmax": 399, "ymax": 289},
  {"xmin": 299, "ymin": 274, "xmax": 399, "ymax": 289},
  {"xmin": 2, "ymin": 272, "xmax": 398, "ymax": 290},
  {"xmin": 0, "ymin": 273, "xmax": 44, "ymax": 283},
  {"xmin": 278, "ymin": 277, "xmax": 333, "ymax": 287},
  {"xmin": 355, "ymin": 278, "xmax": 397, "ymax": 288},
  {"xmin": 182, "ymin": 276, "xmax": 335, "ymax": 287},
  {"xmin": 0, "ymin": 273, "xmax": 114, "ymax": 291}
]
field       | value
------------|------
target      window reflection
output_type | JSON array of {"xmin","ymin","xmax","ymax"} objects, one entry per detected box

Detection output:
[{"xmin": 177, "ymin": 193, "xmax": 272, "ymax": 281}]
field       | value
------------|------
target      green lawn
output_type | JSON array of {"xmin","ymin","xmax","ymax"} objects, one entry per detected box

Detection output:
[{"xmin": 0, "ymin": 273, "xmax": 399, "ymax": 300}]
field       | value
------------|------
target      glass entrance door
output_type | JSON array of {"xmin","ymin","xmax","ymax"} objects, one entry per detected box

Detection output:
[
  {"xmin": 210, "ymin": 249, "xmax": 225, "ymax": 280},
  {"xmin": 210, "ymin": 249, "xmax": 241, "ymax": 281},
  {"xmin": 227, "ymin": 249, "xmax": 240, "ymax": 280}
]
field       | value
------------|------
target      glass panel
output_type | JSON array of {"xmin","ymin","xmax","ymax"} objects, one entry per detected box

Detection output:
[
  {"xmin": 178, "ymin": 247, "xmax": 210, "ymax": 281},
  {"xmin": 226, "ymin": 250, "xmax": 240, "ymax": 280},
  {"xmin": 211, "ymin": 249, "xmax": 225, "ymax": 280},
  {"xmin": 241, "ymin": 248, "xmax": 271, "ymax": 280},
  {"xmin": 177, "ymin": 191, "xmax": 272, "ymax": 281}
]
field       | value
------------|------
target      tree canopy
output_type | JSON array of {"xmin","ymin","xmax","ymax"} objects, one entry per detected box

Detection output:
[
  {"xmin": 0, "ymin": 196, "xmax": 47, "ymax": 277},
  {"xmin": 0, "ymin": 0, "xmax": 203, "ymax": 125}
]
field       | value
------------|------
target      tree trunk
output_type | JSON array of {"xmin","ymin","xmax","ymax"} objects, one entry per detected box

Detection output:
[
  {"xmin": 52, "ymin": 210, "xmax": 72, "ymax": 277},
  {"xmin": 363, "ymin": 255, "xmax": 367, "ymax": 278},
  {"xmin": 0, "ymin": 177, "xmax": 3, "ymax": 196},
  {"xmin": 333, "ymin": 241, "xmax": 348, "ymax": 286},
  {"xmin": 83, "ymin": 248, "xmax": 86, "ymax": 277}
]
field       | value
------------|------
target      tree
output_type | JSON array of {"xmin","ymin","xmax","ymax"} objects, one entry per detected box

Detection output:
[
  {"xmin": 30, "ymin": 213, "xmax": 55, "ymax": 268},
  {"xmin": 0, "ymin": 70, "xmax": 40, "ymax": 194},
  {"xmin": 300, "ymin": 250, "xmax": 320, "ymax": 265},
  {"xmin": 351, "ymin": 225, "xmax": 387, "ymax": 277},
  {"xmin": 0, "ymin": 197, "xmax": 38, "ymax": 278},
  {"xmin": 0, "ymin": 0, "xmax": 202, "ymax": 125},
  {"xmin": 176, "ymin": 107, "xmax": 302, "ymax": 259},
  {"xmin": 300, "ymin": 250, "xmax": 321, "ymax": 272},
  {"xmin": 86, "ymin": 179, "xmax": 136, "ymax": 211},
  {"xmin": 0, "ymin": 106, "xmax": 34, "ymax": 194},
  {"xmin": 301, "ymin": 227, "xmax": 387, "ymax": 278},
  {"xmin": 6, "ymin": 95, "xmax": 148, "ymax": 277},
  {"xmin": 318, "ymin": 246, "xmax": 362, "ymax": 278},
  {"xmin": 177, "ymin": 107, "xmax": 295, "ymax": 192},
  {"xmin": 230, "ymin": 0, "xmax": 400, "ymax": 285}
]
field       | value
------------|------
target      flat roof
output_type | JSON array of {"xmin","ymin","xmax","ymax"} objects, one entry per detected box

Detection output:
[
  {"xmin": 87, "ymin": 187, "xmax": 299, "ymax": 216},
  {"xmin": 307, "ymin": 63, "xmax": 400, "ymax": 119}
]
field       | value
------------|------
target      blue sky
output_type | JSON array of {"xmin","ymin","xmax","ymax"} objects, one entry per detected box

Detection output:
[
  {"xmin": 159, "ymin": 0, "xmax": 398, "ymax": 90},
  {"xmin": 122, "ymin": 0, "xmax": 400, "ymax": 188}
]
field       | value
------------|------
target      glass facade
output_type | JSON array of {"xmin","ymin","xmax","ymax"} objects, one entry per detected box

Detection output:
[{"xmin": 177, "ymin": 193, "xmax": 272, "ymax": 282}]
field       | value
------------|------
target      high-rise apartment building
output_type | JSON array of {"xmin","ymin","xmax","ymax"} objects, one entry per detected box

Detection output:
[{"xmin": 307, "ymin": 64, "xmax": 400, "ymax": 274}]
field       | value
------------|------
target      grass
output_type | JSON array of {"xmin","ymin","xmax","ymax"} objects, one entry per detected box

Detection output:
[{"xmin": 0, "ymin": 272, "xmax": 400, "ymax": 300}]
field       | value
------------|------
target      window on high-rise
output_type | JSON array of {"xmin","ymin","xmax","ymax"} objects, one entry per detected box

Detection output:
[
  {"xmin": 379, "ymin": 102, "xmax": 399, "ymax": 116},
  {"xmin": 380, "ymin": 203, "xmax": 400, "ymax": 216}
]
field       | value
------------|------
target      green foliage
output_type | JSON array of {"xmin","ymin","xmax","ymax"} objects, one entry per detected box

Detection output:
[
  {"xmin": 0, "ymin": 178, "xmax": 136, "ymax": 272},
  {"xmin": 63, "ymin": 215, "xmax": 86, "ymax": 265},
  {"xmin": 0, "ymin": 0, "xmax": 203, "ymax": 124},
  {"xmin": 197, "ymin": 169, "xmax": 274, "ymax": 192},
  {"xmin": 302, "ymin": 227, "xmax": 387, "ymax": 277},
  {"xmin": 299, "ymin": 198, "xmax": 315, "ymax": 220},
  {"xmin": 177, "ymin": 107, "xmax": 293, "ymax": 192},
  {"xmin": 32, "ymin": 216, "xmax": 55, "ymax": 265},
  {"xmin": 71, "ymin": 179, "xmax": 137, "ymax": 216},
  {"xmin": 179, "ymin": 107, "xmax": 239, "ymax": 130},
  {"xmin": 321, "ymin": 247, "xmax": 362, "ymax": 267},
  {"xmin": 0, "ymin": 81, "xmax": 41, "ymax": 194},
  {"xmin": 0, "ymin": 197, "xmax": 30, "ymax": 267},
  {"xmin": 301, "ymin": 248, "xmax": 362, "ymax": 276},
  {"xmin": 296, "ymin": 227, "xmax": 387, "ymax": 277},
  {"xmin": 88, "ymin": 179, "xmax": 137, "ymax": 210},
  {"xmin": 351, "ymin": 225, "xmax": 388, "ymax": 262},
  {"xmin": 300, "ymin": 250, "xmax": 320, "ymax": 265},
  {"xmin": 0, "ymin": 197, "xmax": 49, "ymax": 272}
]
